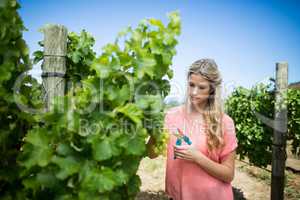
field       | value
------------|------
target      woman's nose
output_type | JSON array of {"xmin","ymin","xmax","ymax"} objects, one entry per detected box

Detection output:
[{"xmin": 192, "ymin": 87, "xmax": 198, "ymax": 95}]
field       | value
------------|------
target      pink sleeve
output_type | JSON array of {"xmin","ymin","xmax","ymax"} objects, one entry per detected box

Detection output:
[
  {"xmin": 164, "ymin": 111, "xmax": 176, "ymax": 151},
  {"xmin": 219, "ymin": 115, "xmax": 238, "ymax": 162},
  {"xmin": 164, "ymin": 112, "xmax": 171, "ymax": 130},
  {"xmin": 163, "ymin": 110, "xmax": 177, "ymax": 135}
]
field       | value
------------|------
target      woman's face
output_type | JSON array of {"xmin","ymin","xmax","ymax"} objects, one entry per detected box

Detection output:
[{"xmin": 188, "ymin": 73, "xmax": 211, "ymax": 107}]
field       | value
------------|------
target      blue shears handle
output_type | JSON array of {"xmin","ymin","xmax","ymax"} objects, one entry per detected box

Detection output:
[{"xmin": 174, "ymin": 129, "xmax": 192, "ymax": 159}]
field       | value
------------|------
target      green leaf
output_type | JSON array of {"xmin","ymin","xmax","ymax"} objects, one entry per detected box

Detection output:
[
  {"xmin": 81, "ymin": 167, "xmax": 116, "ymax": 193},
  {"xmin": 25, "ymin": 128, "xmax": 50, "ymax": 147},
  {"xmin": 79, "ymin": 191, "xmax": 109, "ymax": 200},
  {"xmin": 114, "ymin": 169, "xmax": 129, "ymax": 186},
  {"xmin": 51, "ymin": 156, "xmax": 81, "ymax": 180},
  {"xmin": 149, "ymin": 18, "xmax": 165, "ymax": 29},
  {"xmin": 102, "ymin": 43, "xmax": 119, "ymax": 54},
  {"xmin": 91, "ymin": 62, "xmax": 111, "ymax": 79},
  {"xmin": 113, "ymin": 103, "xmax": 143, "ymax": 124},
  {"xmin": 99, "ymin": 168, "xmax": 116, "ymax": 192},
  {"xmin": 136, "ymin": 56, "xmax": 157, "ymax": 79},
  {"xmin": 126, "ymin": 136, "xmax": 146, "ymax": 156},
  {"xmin": 36, "ymin": 171, "xmax": 58, "ymax": 188},
  {"xmin": 166, "ymin": 68, "xmax": 174, "ymax": 79},
  {"xmin": 56, "ymin": 143, "xmax": 73, "ymax": 156},
  {"xmin": 92, "ymin": 138, "xmax": 113, "ymax": 161},
  {"xmin": 71, "ymin": 51, "xmax": 81, "ymax": 63},
  {"xmin": 20, "ymin": 129, "xmax": 53, "ymax": 168},
  {"xmin": 167, "ymin": 11, "xmax": 181, "ymax": 35},
  {"xmin": 21, "ymin": 144, "xmax": 53, "ymax": 168},
  {"xmin": 22, "ymin": 177, "xmax": 40, "ymax": 191},
  {"xmin": 127, "ymin": 175, "xmax": 141, "ymax": 196}
]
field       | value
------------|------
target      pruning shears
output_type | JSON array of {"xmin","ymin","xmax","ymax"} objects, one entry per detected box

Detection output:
[{"xmin": 173, "ymin": 128, "xmax": 192, "ymax": 159}]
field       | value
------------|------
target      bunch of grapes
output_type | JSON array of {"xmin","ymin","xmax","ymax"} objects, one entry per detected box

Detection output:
[{"xmin": 153, "ymin": 130, "xmax": 170, "ymax": 156}]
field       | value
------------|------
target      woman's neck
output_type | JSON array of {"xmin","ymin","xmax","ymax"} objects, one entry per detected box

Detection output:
[
  {"xmin": 190, "ymin": 102, "xmax": 206, "ymax": 114},
  {"xmin": 184, "ymin": 103, "xmax": 205, "ymax": 117}
]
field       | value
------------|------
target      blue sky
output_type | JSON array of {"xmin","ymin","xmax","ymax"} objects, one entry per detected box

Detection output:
[{"xmin": 19, "ymin": 0, "xmax": 300, "ymax": 100}]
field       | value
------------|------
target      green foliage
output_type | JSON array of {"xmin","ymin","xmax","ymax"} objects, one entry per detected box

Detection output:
[
  {"xmin": 287, "ymin": 88, "xmax": 300, "ymax": 156},
  {"xmin": 19, "ymin": 11, "xmax": 181, "ymax": 199},
  {"xmin": 34, "ymin": 29, "xmax": 97, "ymax": 83},
  {"xmin": 225, "ymin": 80, "xmax": 300, "ymax": 168},
  {"xmin": 0, "ymin": 0, "xmax": 42, "ymax": 199},
  {"xmin": 66, "ymin": 30, "xmax": 96, "ymax": 83}
]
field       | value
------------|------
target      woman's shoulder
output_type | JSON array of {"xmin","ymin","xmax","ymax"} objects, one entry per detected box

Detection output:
[
  {"xmin": 221, "ymin": 113, "xmax": 236, "ymax": 136},
  {"xmin": 165, "ymin": 104, "xmax": 184, "ymax": 116},
  {"xmin": 221, "ymin": 112, "xmax": 234, "ymax": 124},
  {"xmin": 164, "ymin": 105, "xmax": 185, "ymax": 122}
]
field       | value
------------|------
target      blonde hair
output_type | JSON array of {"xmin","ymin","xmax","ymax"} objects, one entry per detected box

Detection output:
[{"xmin": 185, "ymin": 58, "xmax": 225, "ymax": 155}]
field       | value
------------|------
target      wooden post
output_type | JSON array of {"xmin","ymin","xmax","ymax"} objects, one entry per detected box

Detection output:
[
  {"xmin": 271, "ymin": 62, "xmax": 288, "ymax": 200},
  {"xmin": 42, "ymin": 25, "xmax": 67, "ymax": 111}
]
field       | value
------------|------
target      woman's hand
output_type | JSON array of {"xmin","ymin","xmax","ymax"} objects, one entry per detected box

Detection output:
[{"xmin": 174, "ymin": 144, "xmax": 204, "ymax": 162}]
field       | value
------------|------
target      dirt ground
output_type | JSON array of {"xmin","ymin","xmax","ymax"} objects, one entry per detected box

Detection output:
[{"xmin": 135, "ymin": 156, "xmax": 300, "ymax": 200}]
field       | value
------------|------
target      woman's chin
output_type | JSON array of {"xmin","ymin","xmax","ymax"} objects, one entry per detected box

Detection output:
[
  {"xmin": 190, "ymin": 98, "xmax": 201, "ymax": 104},
  {"xmin": 190, "ymin": 101, "xmax": 198, "ymax": 105},
  {"xmin": 190, "ymin": 99, "xmax": 206, "ymax": 108},
  {"xmin": 190, "ymin": 101, "xmax": 202, "ymax": 107}
]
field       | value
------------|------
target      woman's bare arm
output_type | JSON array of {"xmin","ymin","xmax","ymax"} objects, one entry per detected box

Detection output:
[
  {"xmin": 194, "ymin": 150, "xmax": 236, "ymax": 183},
  {"xmin": 174, "ymin": 139, "xmax": 236, "ymax": 183}
]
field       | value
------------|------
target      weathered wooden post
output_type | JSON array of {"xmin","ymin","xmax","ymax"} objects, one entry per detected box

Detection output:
[
  {"xmin": 42, "ymin": 25, "xmax": 68, "ymax": 111},
  {"xmin": 271, "ymin": 62, "xmax": 288, "ymax": 200}
]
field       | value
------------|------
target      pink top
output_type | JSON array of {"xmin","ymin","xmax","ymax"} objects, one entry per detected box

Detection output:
[{"xmin": 164, "ymin": 105, "xmax": 238, "ymax": 200}]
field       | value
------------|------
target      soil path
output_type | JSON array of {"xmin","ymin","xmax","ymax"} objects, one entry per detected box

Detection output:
[{"xmin": 136, "ymin": 156, "xmax": 270, "ymax": 200}]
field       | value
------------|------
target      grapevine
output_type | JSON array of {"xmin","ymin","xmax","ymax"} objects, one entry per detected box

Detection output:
[
  {"xmin": 18, "ymin": 11, "xmax": 181, "ymax": 199},
  {"xmin": 225, "ymin": 80, "xmax": 300, "ymax": 167}
]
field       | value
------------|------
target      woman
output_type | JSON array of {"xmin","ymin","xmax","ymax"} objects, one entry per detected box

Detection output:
[{"xmin": 147, "ymin": 58, "xmax": 238, "ymax": 200}]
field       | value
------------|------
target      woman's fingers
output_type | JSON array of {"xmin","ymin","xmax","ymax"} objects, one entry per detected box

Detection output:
[
  {"xmin": 174, "ymin": 151, "xmax": 185, "ymax": 156},
  {"xmin": 173, "ymin": 144, "xmax": 195, "ymax": 161},
  {"xmin": 175, "ymin": 154, "xmax": 193, "ymax": 161},
  {"xmin": 173, "ymin": 144, "xmax": 189, "ymax": 150},
  {"xmin": 174, "ymin": 150, "xmax": 192, "ymax": 160},
  {"xmin": 174, "ymin": 149, "xmax": 186, "ymax": 155}
]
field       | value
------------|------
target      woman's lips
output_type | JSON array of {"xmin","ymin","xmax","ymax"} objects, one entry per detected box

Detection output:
[{"xmin": 190, "ymin": 96, "xmax": 200, "ymax": 101}]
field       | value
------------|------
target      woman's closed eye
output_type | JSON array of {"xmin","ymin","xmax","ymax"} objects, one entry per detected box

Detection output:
[
  {"xmin": 189, "ymin": 83, "xmax": 195, "ymax": 88},
  {"xmin": 189, "ymin": 83, "xmax": 207, "ymax": 90},
  {"xmin": 198, "ymin": 86, "xmax": 206, "ymax": 90}
]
